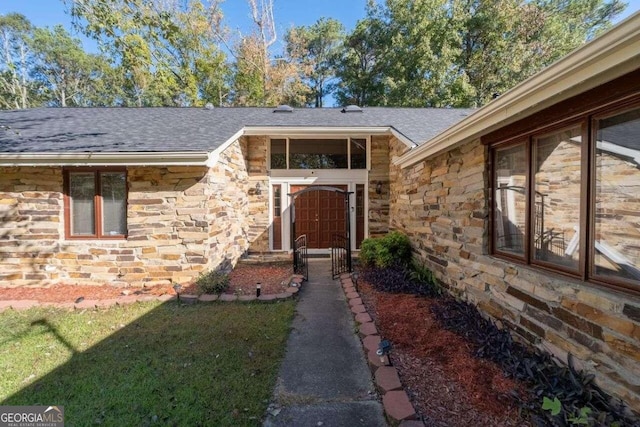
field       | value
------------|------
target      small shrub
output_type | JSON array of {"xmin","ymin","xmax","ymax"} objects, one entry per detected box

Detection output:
[
  {"xmin": 195, "ymin": 270, "xmax": 229, "ymax": 294},
  {"xmin": 359, "ymin": 238, "xmax": 382, "ymax": 267},
  {"xmin": 359, "ymin": 231, "xmax": 412, "ymax": 268}
]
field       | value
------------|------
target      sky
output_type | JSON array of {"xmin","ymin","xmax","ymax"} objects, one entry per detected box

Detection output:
[
  {"xmin": 2, "ymin": 0, "xmax": 638, "ymax": 56},
  {"xmin": 0, "ymin": 0, "xmax": 369, "ymax": 54}
]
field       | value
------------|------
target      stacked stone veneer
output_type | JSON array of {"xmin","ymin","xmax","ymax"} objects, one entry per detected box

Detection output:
[
  {"xmin": 388, "ymin": 138, "xmax": 640, "ymax": 412},
  {"xmin": 243, "ymin": 135, "xmax": 270, "ymax": 253},
  {"xmin": 369, "ymin": 136, "xmax": 391, "ymax": 238},
  {"xmin": 0, "ymin": 139, "xmax": 267, "ymax": 287}
]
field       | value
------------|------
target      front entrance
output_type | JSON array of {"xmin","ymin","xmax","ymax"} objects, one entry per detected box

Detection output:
[
  {"xmin": 290, "ymin": 185, "xmax": 348, "ymax": 249},
  {"xmin": 289, "ymin": 185, "xmax": 353, "ymax": 279}
]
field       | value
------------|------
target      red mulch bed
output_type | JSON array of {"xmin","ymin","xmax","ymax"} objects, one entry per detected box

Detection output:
[
  {"xmin": 224, "ymin": 262, "xmax": 292, "ymax": 296},
  {"xmin": 359, "ymin": 281, "xmax": 529, "ymax": 426},
  {"xmin": 0, "ymin": 263, "xmax": 293, "ymax": 303}
]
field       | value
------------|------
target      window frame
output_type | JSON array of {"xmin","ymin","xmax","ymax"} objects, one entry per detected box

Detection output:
[
  {"xmin": 489, "ymin": 98, "xmax": 640, "ymax": 295},
  {"xmin": 529, "ymin": 122, "xmax": 588, "ymax": 277},
  {"xmin": 268, "ymin": 136, "xmax": 370, "ymax": 170},
  {"xmin": 589, "ymin": 103, "xmax": 640, "ymax": 292},
  {"xmin": 63, "ymin": 167, "xmax": 128, "ymax": 240}
]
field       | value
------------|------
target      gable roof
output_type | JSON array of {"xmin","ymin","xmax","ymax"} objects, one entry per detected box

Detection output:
[{"xmin": 0, "ymin": 106, "xmax": 473, "ymax": 154}]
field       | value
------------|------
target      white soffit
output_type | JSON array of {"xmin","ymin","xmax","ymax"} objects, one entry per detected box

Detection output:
[
  {"xmin": 0, "ymin": 151, "xmax": 210, "ymax": 167},
  {"xmin": 395, "ymin": 12, "xmax": 640, "ymax": 168}
]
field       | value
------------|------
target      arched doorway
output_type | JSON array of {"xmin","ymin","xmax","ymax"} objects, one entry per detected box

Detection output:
[{"xmin": 289, "ymin": 186, "xmax": 353, "ymax": 279}]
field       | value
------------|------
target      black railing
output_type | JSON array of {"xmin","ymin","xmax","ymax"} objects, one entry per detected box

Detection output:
[
  {"xmin": 331, "ymin": 233, "xmax": 352, "ymax": 279},
  {"xmin": 293, "ymin": 234, "xmax": 308, "ymax": 281}
]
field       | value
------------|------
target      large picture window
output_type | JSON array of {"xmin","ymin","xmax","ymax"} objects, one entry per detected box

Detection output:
[
  {"xmin": 491, "ymin": 104, "xmax": 640, "ymax": 292},
  {"xmin": 64, "ymin": 169, "xmax": 127, "ymax": 239},
  {"xmin": 592, "ymin": 107, "xmax": 640, "ymax": 283},
  {"xmin": 269, "ymin": 137, "xmax": 368, "ymax": 170}
]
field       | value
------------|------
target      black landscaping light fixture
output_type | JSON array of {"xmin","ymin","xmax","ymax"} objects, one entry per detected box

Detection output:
[
  {"xmin": 352, "ymin": 271, "xmax": 359, "ymax": 291},
  {"xmin": 173, "ymin": 283, "xmax": 182, "ymax": 301},
  {"xmin": 376, "ymin": 181, "xmax": 383, "ymax": 195},
  {"xmin": 377, "ymin": 339, "xmax": 392, "ymax": 366},
  {"xmin": 256, "ymin": 283, "xmax": 262, "ymax": 298}
]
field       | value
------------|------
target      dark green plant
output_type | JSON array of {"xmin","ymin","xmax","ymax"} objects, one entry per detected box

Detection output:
[
  {"xmin": 195, "ymin": 270, "xmax": 230, "ymax": 295},
  {"xmin": 359, "ymin": 231, "xmax": 412, "ymax": 268},
  {"xmin": 359, "ymin": 237, "xmax": 382, "ymax": 267},
  {"xmin": 409, "ymin": 258, "xmax": 442, "ymax": 296}
]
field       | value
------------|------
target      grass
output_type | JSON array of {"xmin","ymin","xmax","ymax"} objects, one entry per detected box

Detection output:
[{"xmin": 0, "ymin": 300, "xmax": 295, "ymax": 426}]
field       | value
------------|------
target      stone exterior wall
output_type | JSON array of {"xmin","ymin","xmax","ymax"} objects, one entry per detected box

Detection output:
[
  {"xmin": 0, "ymin": 142, "xmax": 261, "ymax": 286},
  {"xmin": 369, "ymin": 135, "xmax": 391, "ymax": 237},
  {"xmin": 0, "ymin": 167, "xmax": 64, "ymax": 286},
  {"xmin": 388, "ymin": 137, "xmax": 640, "ymax": 411},
  {"xmin": 243, "ymin": 135, "xmax": 270, "ymax": 253}
]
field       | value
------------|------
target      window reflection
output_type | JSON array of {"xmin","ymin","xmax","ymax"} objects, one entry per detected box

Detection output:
[
  {"xmin": 289, "ymin": 139, "xmax": 348, "ymax": 169},
  {"xmin": 533, "ymin": 127, "xmax": 582, "ymax": 270},
  {"xmin": 594, "ymin": 108, "xmax": 640, "ymax": 281},
  {"xmin": 270, "ymin": 139, "xmax": 286, "ymax": 169},
  {"xmin": 494, "ymin": 144, "xmax": 527, "ymax": 257}
]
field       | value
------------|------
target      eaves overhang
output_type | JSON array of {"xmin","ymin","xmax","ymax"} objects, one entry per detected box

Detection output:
[
  {"xmin": 0, "ymin": 151, "xmax": 211, "ymax": 167},
  {"xmin": 395, "ymin": 12, "xmax": 640, "ymax": 169}
]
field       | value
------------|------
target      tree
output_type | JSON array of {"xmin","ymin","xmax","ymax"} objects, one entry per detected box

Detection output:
[
  {"xmin": 454, "ymin": 0, "xmax": 625, "ymax": 106},
  {"xmin": 230, "ymin": 0, "xmax": 307, "ymax": 106},
  {"xmin": 285, "ymin": 18, "xmax": 344, "ymax": 107},
  {"xmin": 0, "ymin": 13, "xmax": 37, "ymax": 109},
  {"xmin": 30, "ymin": 25, "xmax": 113, "ymax": 107},
  {"xmin": 66, "ymin": 0, "xmax": 230, "ymax": 106},
  {"xmin": 334, "ymin": 17, "xmax": 386, "ymax": 107},
  {"xmin": 336, "ymin": 0, "xmax": 624, "ymax": 108}
]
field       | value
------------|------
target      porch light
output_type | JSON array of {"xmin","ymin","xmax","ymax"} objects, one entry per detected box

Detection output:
[
  {"xmin": 255, "ymin": 182, "xmax": 262, "ymax": 195},
  {"xmin": 256, "ymin": 283, "xmax": 262, "ymax": 297},
  {"xmin": 376, "ymin": 181, "xmax": 383, "ymax": 195}
]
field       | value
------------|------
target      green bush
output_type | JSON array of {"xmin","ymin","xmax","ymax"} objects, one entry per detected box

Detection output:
[
  {"xmin": 359, "ymin": 231, "xmax": 412, "ymax": 268},
  {"xmin": 195, "ymin": 270, "xmax": 230, "ymax": 295},
  {"xmin": 359, "ymin": 238, "xmax": 382, "ymax": 266}
]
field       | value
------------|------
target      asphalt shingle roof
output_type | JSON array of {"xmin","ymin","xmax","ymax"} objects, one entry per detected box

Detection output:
[{"xmin": 0, "ymin": 107, "xmax": 474, "ymax": 153}]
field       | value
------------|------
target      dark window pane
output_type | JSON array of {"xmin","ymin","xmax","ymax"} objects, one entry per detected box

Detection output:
[
  {"xmin": 274, "ymin": 185, "xmax": 281, "ymax": 217},
  {"xmin": 270, "ymin": 139, "xmax": 286, "ymax": 169},
  {"xmin": 533, "ymin": 126, "xmax": 582, "ymax": 270},
  {"xmin": 101, "ymin": 172, "xmax": 127, "ymax": 236},
  {"xmin": 351, "ymin": 138, "xmax": 367, "ymax": 169},
  {"xmin": 494, "ymin": 144, "xmax": 527, "ymax": 256},
  {"xmin": 69, "ymin": 173, "xmax": 95, "ymax": 235},
  {"xmin": 272, "ymin": 184, "xmax": 282, "ymax": 250},
  {"xmin": 289, "ymin": 139, "xmax": 348, "ymax": 169},
  {"xmin": 594, "ymin": 108, "xmax": 640, "ymax": 281}
]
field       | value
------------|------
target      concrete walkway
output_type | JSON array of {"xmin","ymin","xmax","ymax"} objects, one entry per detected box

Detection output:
[{"xmin": 263, "ymin": 259, "xmax": 387, "ymax": 427}]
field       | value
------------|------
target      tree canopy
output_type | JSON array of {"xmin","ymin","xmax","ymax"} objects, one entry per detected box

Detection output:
[{"xmin": 0, "ymin": 0, "xmax": 626, "ymax": 109}]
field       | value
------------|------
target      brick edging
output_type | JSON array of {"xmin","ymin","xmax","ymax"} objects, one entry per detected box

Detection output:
[
  {"xmin": 339, "ymin": 273, "xmax": 424, "ymax": 427},
  {"xmin": 0, "ymin": 275, "xmax": 305, "ymax": 312}
]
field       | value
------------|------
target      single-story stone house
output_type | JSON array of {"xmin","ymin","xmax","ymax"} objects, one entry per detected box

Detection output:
[{"xmin": 1, "ymin": 12, "xmax": 639, "ymax": 412}]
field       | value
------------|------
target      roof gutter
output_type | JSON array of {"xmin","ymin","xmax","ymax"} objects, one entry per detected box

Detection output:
[
  {"xmin": 0, "ymin": 151, "xmax": 210, "ymax": 167},
  {"xmin": 395, "ymin": 12, "xmax": 640, "ymax": 168}
]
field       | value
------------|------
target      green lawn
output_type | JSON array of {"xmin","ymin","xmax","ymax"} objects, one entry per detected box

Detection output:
[{"xmin": 0, "ymin": 300, "xmax": 295, "ymax": 426}]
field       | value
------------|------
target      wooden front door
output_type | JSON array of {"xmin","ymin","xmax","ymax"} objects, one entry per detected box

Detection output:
[{"xmin": 291, "ymin": 185, "xmax": 347, "ymax": 249}]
